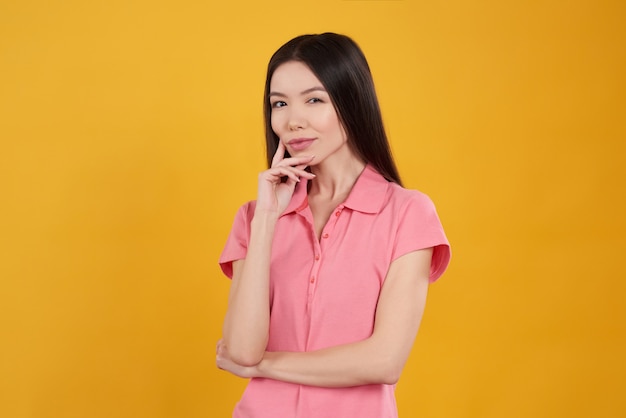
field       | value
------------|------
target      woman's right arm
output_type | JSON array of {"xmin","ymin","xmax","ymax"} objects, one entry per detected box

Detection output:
[
  {"xmin": 221, "ymin": 143, "xmax": 314, "ymax": 366},
  {"xmin": 222, "ymin": 212, "xmax": 276, "ymax": 366}
]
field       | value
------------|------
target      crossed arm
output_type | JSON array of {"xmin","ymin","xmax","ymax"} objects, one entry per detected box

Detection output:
[{"xmin": 218, "ymin": 246, "xmax": 432, "ymax": 388}]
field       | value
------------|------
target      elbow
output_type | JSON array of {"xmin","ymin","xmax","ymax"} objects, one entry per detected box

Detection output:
[
  {"xmin": 231, "ymin": 352, "xmax": 263, "ymax": 368},
  {"xmin": 227, "ymin": 345, "xmax": 265, "ymax": 367},
  {"xmin": 222, "ymin": 328, "xmax": 267, "ymax": 367},
  {"xmin": 378, "ymin": 368, "xmax": 401, "ymax": 385},
  {"xmin": 374, "ymin": 357, "xmax": 403, "ymax": 385}
]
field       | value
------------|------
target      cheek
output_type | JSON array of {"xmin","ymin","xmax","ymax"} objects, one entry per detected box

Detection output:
[
  {"xmin": 271, "ymin": 110, "xmax": 293, "ymax": 136},
  {"xmin": 323, "ymin": 112, "xmax": 345, "ymax": 140},
  {"xmin": 270, "ymin": 112, "xmax": 281, "ymax": 135},
  {"xmin": 316, "ymin": 108, "xmax": 338, "ymax": 132}
]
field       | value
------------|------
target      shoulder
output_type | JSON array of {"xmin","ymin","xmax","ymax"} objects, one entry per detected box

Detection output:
[
  {"xmin": 384, "ymin": 182, "xmax": 438, "ymax": 216},
  {"xmin": 225, "ymin": 200, "xmax": 258, "ymax": 236},
  {"xmin": 233, "ymin": 200, "xmax": 257, "ymax": 221},
  {"xmin": 384, "ymin": 183, "xmax": 451, "ymax": 281}
]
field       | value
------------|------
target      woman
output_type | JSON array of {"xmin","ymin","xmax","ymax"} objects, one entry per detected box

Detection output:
[{"xmin": 217, "ymin": 33, "xmax": 450, "ymax": 418}]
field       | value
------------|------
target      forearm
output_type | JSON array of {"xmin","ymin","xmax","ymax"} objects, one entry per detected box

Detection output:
[
  {"xmin": 254, "ymin": 251, "xmax": 430, "ymax": 387},
  {"xmin": 222, "ymin": 212, "xmax": 277, "ymax": 366},
  {"xmin": 257, "ymin": 336, "xmax": 403, "ymax": 387}
]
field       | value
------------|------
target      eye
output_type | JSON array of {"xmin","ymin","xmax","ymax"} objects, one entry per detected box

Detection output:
[
  {"xmin": 271, "ymin": 101, "xmax": 287, "ymax": 108},
  {"xmin": 307, "ymin": 97, "xmax": 322, "ymax": 104}
]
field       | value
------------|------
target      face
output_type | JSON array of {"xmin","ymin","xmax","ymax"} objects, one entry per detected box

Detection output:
[{"xmin": 269, "ymin": 61, "xmax": 350, "ymax": 166}]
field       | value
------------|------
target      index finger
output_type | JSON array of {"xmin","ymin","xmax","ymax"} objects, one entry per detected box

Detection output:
[{"xmin": 271, "ymin": 141, "xmax": 285, "ymax": 167}]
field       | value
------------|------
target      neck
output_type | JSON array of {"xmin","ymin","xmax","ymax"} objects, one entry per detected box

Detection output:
[{"xmin": 309, "ymin": 156, "xmax": 366, "ymax": 201}]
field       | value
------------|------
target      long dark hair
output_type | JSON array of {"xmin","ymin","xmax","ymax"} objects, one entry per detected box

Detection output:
[{"xmin": 263, "ymin": 33, "xmax": 403, "ymax": 185}]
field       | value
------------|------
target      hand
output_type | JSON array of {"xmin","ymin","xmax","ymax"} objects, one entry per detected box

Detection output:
[
  {"xmin": 255, "ymin": 141, "xmax": 315, "ymax": 215},
  {"xmin": 216, "ymin": 339, "xmax": 260, "ymax": 379}
]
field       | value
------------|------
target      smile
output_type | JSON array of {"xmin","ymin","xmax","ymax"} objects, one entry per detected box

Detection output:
[{"xmin": 287, "ymin": 138, "xmax": 316, "ymax": 151}]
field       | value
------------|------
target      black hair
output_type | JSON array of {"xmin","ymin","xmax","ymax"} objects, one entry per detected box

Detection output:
[{"xmin": 263, "ymin": 32, "xmax": 402, "ymax": 185}]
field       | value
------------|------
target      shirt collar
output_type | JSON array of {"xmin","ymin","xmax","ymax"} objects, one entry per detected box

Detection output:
[{"xmin": 281, "ymin": 164, "xmax": 390, "ymax": 216}]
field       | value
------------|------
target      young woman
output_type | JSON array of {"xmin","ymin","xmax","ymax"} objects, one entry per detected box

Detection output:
[{"xmin": 217, "ymin": 33, "xmax": 450, "ymax": 418}]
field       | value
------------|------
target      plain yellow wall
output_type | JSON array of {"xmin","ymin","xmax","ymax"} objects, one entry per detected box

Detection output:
[{"xmin": 1, "ymin": 0, "xmax": 624, "ymax": 417}]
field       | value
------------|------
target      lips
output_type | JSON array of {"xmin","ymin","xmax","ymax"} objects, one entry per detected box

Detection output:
[{"xmin": 287, "ymin": 138, "xmax": 316, "ymax": 151}]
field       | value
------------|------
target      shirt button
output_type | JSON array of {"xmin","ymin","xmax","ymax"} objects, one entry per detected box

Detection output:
[
  {"xmin": 315, "ymin": 255, "xmax": 320, "ymax": 261},
  {"xmin": 322, "ymin": 233, "xmax": 329, "ymax": 239},
  {"xmin": 310, "ymin": 277, "xmax": 315, "ymax": 283},
  {"xmin": 335, "ymin": 211, "xmax": 341, "ymax": 217}
]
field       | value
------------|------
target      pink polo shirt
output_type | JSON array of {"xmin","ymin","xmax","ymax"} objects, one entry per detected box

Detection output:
[{"xmin": 219, "ymin": 165, "xmax": 450, "ymax": 418}]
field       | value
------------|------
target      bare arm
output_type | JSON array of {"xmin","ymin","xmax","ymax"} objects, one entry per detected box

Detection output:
[
  {"xmin": 221, "ymin": 143, "xmax": 314, "ymax": 366},
  {"xmin": 218, "ymin": 248, "xmax": 432, "ymax": 386},
  {"xmin": 221, "ymin": 217, "xmax": 275, "ymax": 366}
]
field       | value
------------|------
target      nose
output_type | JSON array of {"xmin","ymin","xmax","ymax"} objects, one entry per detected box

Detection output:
[
  {"xmin": 287, "ymin": 107, "xmax": 305, "ymax": 131},
  {"xmin": 288, "ymin": 121, "xmax": 303, "ymax": 131}
]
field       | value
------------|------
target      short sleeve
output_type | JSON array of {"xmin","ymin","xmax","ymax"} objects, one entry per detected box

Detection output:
[
  {"xmin": 219, "ymin": 202, "xmax": 254, "ymax": 279},
  {"xmin": 392, "ymin": 192, "xmax": 451, "ymax": 283}
]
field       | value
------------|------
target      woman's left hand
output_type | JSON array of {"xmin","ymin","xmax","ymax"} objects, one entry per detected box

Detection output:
[{"xmin": 216, "ymin": 339, "xmax": 260, "ymax": 379}]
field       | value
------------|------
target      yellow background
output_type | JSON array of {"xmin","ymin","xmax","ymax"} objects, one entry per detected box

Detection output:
[{"xmin": 1, "ymin": 0, "xmax": 624, "ymax": 417}]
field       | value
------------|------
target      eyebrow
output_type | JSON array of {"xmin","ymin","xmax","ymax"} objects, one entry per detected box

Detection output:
[{"xmin": 269, "ymin": 86, "xmax": 327, "ymax": 98}]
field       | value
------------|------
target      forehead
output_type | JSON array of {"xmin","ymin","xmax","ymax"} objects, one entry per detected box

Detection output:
[{"xmin": 270, "ymin": 61, "xmax": 324, "ymax": 92}]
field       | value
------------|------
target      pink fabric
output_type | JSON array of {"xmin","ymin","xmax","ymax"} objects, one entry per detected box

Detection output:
[{"xmin": 219, "ymin": 165, "xmax": 450, "ymax": 418}]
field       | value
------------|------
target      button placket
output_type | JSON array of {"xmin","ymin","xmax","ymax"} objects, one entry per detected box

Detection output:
[
  {"xmin": 319, "ymin": 205, "xmax": 343, "ymax": 244},
  {"xmin": 307, "ymin": 238, "xmax": 322, "ymax": 308},
  {"xmin": 307, "ymin": 205, "xmax": 344, "ymax": 311}
]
